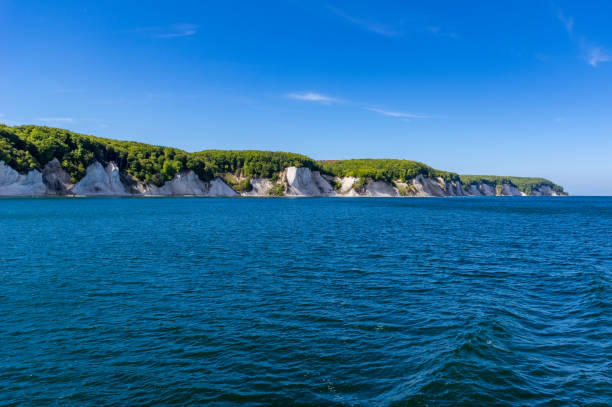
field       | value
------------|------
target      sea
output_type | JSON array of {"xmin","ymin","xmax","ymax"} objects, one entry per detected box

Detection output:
[{"xmin": 1, "ymin": 197, "xmax": 610, "ymax": 406}]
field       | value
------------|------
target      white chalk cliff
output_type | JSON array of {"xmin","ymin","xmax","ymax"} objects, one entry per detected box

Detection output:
[
  {"xmin": 285, "ymin": 167, "xmax": 335, "ymax": 196},
  {"xmin": 242, "ymin": 178, "xmax": 274, "ymax": 196},
  {"xmin": 364, "ymin": 181, "xmax": 398, "ymax": 197},
  {"xmin": 72, "ymin": 162, "xmax": 129, "ymax": 196},
  {"xmin": 0, "ymin": 161, "xmax": 46, "ymax": 196},
  {"xmin": 0, "ymin": 161, "xmax": 563, "ymax": 197},
  {"xmin": 146, "ymin": 171, "xmax": 209, "ymax": 196}
]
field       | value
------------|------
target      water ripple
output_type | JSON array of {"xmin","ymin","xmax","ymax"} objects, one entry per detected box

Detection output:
[{"xmin": 0, "ymin": 197, "xmax": 611, "ymax": 406}]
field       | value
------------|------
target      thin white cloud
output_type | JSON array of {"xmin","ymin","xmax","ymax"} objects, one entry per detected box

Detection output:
[
  {"xmin": 287, "ymin": 92, "xmax": 435, "ymax": 120},
  {"xmin": 555, "ymin": 6, "xmax": 609, "ymax": 68},
  {"xmin": 427, "ymin": 26, "xmax": 458, "ymax": 39},
  {"xmin": 586, "ymin": 47, "xmax": 612, "ymax": 67},
  {"xmin": 327, "ymin": 6, "xmax": 458, "ymax": 39},
  {"xmin": 288, "ymin": 92, "xmax": 342, "ymax": 104},
  {"xmin": 366, "ymin": 107, "xmax": 430, "ymax": 119},
  {"xmin": 556, "ymin": 8, "xmax": 574, "ymax": 37},
  {"xmin": 326, "ymin": 6, "xmax": 399, "ymax": 37},
  {"xmin": 37, "ymin": 117, "xmax": 74, "ymax": 123},
  {"xmin": 126, "ymin": 24, "xmax": 198, "ymax": 38},
  {"xmin": 155, "ymin": 24, "xmax": 198, "ymax": 38}
]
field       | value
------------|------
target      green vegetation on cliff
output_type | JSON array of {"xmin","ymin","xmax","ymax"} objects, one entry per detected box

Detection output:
[
  {"xmin": 0, "ymin": 124, "xmax": 564, "ymax": 194},
  {"xmin": 192, "ymin": 150, "xmax": 318, "ymax": 179},
  {"xmin": 459, "ymin": 175, "xmax": 565, "ymax": 195},
  {"xmin": 0, "ymin": 124, "xmax": 316, "ymax": 185},
  {"xmin": 1, "ymin": 124, "xmax": 186, "ymax": 184},
  {"xmin": 319, "ymin": 159, "xmax": 459, "ymax": 182},
  {"xmin": 319, "ymin": 159, "xmax": 564, "ymax": 194}
]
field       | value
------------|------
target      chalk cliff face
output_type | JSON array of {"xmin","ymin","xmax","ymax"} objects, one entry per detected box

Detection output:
[
  {"xmin": 42, "ymin": 158, "xmax": 73, "ymax": 195},
  {"xmin": 337, "ymin": 176, "xmax": 359, "ymax": 196},
  {"xmin": 73, "ymin": 162, "xmax": 129, "ymax": 196},
  {"xmin": 446, "ymin": 180, "xmax": 468, "ymax": 196},
  {"xmin": 469, "ymin": 183, "xmax": 496, "ymax": 196},
  {"xmin": 0, "ymin": 161, "xmax": 565, "ymax": 197},
  {"xmin": 242, "ymin": 178, "xmax": 274, "ymax": 196},
  {"xmin": 284, "ymin": 167, "xmax": 335, "ymax": 196},
  {"xmin": 530, "ymin": 185, "xmax": 560, "ymax": 196},
  {"xmin": 141, "ymin": 172, "xmax": 237, "ymax": 196},
  {"xmin": 411, "ymin": 175, "xmax": 446, "ymax": 197},
  {"xmin": 146, "ymin": 171, "xmax": 209, "ymax": 196},
  {"xmin": 502, "ymin": 184, "xmax": 525, "ymax": 196},
  {"xmin": 209, "ymin": 178, "xmax": 239, "ymax": 197},
  {"xmin": 0, "ymin": 161, "xmax": 46, "ymax": 196},
  {"xmin": 364, "ymin": 181, "xmax": 398, "ymax": 197}
]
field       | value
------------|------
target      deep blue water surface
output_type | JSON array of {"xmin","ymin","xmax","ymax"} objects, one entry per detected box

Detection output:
[{"xmin": 1, "ymin": 197, "xmax": 611, "ymax": 406}]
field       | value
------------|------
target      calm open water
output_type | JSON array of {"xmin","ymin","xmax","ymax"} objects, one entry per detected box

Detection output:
[{"xmin": 0, "ymin": 197, "xmax": 611, "ymax": 406}]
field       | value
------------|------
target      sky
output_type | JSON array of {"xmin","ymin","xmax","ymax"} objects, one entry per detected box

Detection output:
[{"xmin": 1, "ymin": 0, "xmax": 611, "ymax": 195}]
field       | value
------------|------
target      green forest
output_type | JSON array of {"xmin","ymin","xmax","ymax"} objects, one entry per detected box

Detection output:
[
  {"xmin": 0, "ymin": 124, "xmax": 316, "ymax": 185},
  {"xmin": 0, "ymin": 124, "xmax": 563, "ymax": 193},
  {"xmin": 458, "ymin": 175, "xmax": 564, "ymax": 195},
  {"xmin": 319, "ymin": 159, "xmax": 459, "ymax": 182}
]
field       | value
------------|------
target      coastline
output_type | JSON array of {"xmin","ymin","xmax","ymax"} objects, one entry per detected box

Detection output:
[{"xmin": 0, "ymin": 161, "xmax": 565, "ymax": 198}]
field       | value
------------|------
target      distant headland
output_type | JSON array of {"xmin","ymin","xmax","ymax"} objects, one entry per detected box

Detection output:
[{"xmin": 0, "ymin": 124, "xmax": 566, "ymax": 197}]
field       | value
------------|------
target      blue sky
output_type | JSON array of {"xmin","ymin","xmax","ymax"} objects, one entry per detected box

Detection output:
[{"xmin": 1, "ymin": 0, "xmax": 611, "ymax": 194}]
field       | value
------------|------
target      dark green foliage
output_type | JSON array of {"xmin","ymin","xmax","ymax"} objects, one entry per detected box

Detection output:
[
  {"xmin": 0, "ymin": 124, "xmax": 189, "ymax": 184},
  {"xmin": 459, "ymin": 175, "xmax": 565, "ymax": 194},
  {"xmin": 319, "ymin": 159, "xmax": 459, "ymax": 182},
  {"xmin": 0, "ymin": 124, "xmax": 318, "ymax": 184},
  {"xmin": 354, "ymin": 177, "xmax": 367, "ymax": 192},
  {"xmin": 270, "ymin": 183, "xmax": 285, "ymax": 196},
  {"xmin": 238, "ymin": 178, "xmax": 253, "ymax": 193},
  {"xmin": 0, "ymin": 125, "xmax": 39, "ymax": 172},
  {"xmin": 328, "ymin": 178, "xmax": 341, "ymax": 191},
  {"xmin": 223, "ymin": 176, "xmax": 253, "ymax": 193},
  {"xmin": 191, "ymin": 150, "xmax": 318, "ymax": 179}
]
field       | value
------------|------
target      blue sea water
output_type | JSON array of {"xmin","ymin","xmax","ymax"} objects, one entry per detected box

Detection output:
[{"xmin": 0, "ymin": 197, "xmax": 611, "ymax": 406}]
